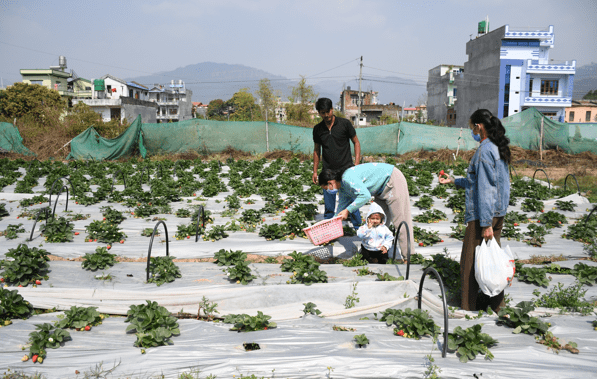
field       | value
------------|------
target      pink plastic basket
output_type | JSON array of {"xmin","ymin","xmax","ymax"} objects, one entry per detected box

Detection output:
[{"xmin": 303, "ymin": 216, "xmax": 344, "ymax": 245}]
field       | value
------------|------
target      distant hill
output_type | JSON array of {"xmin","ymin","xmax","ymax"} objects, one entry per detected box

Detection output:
[
  {"xmin": 126, "ymin": 62, "xmax": 423, "ymax": 105},
  {"xmin": 573, "ymin": 62, "xmax": 597, "ymax": 99}
]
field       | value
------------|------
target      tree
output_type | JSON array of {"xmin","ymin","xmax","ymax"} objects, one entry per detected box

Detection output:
[
  {"xmin": 286, "ymin": 76, "xmax": 318, "ymax": 123},
  {"xmin": 0, "ymin": 82, "xmax": 65, "ymax": 121},
  {"xmin": 255, "ymin": 79, "xmax": 279, "ymax": 121},
  {"xmin": 583, "ymin": 90, "xmax": 597, "ymax": 100},
  {"xmin": 417, "ymin": 92, "xmax": 428, "ymax": 106},
  {"xmin": 225, "ymin": 88, "xmax": 261, "ymax": 121},
  {"xmin": 207, "ymin": 99, "xmax": 225, "ymax": 120},
  {"xmin": 63, "ymin": 102, "xmax": 103, "ymax": 137}
]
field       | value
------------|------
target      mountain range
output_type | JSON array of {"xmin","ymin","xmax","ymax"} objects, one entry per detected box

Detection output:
[
  {"xmin": 127, "ymin": 61, "xmax": 596, "ymax": 105},
  {"xmin": 126, "ymin": 62, "xmax": 426, "ymax": 106}
]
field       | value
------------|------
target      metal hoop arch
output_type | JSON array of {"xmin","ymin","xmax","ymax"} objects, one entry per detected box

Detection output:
[
  {"xmin": 418, "ymin": 267, "xmax": 449, "ymax": 358},
  {"xmin": 390, "ymin": 220, "xmax": 411, "ymax": 280},
  {"xmin": 146, "ymin": 220, "xmax": 170, "ymax": 282},
  {"xmin": 532, "ymin": 169, "xmax": 551, "ymax": 189},
  {"xmin": 563, "ymin": 174, "xmax": 580, "ymax": 196},
  {"xmin": 51, "ymin": 185, "xmax": 69, "ymax": 220},
  {"xmin": 28, "ymin": 207, "xmax": 51, "ymax": 241},
  {"xmin": 195, "ymin": 205, "xmax": 205, "ymax": 242}
]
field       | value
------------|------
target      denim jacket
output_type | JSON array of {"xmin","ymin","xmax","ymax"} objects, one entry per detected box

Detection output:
[{"xmin": 454, "ymin": 139, "xmax": 510, "ymax": 227}]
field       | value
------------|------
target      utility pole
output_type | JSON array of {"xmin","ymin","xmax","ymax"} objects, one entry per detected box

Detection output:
[
  {"xmin": 357, "ymin": 56, "xmax": 363, "ymax": 127},
  {"xmin": 401, "ymin": 101, "xmax": 405, "ymax": 121}
]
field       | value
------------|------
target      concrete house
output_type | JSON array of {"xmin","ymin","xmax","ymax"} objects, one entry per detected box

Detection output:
[
  {"xmin": 427, "ymin": 64, "xmax": 464, "ymax": 125},
  {"xmin": 456, "ymin": 24, "xmax": 576, "ymax": 127},
  {"xmin": 148, "ymin": 80, "xmax": 193, "ymax": 123},
  {"xmin": 339, "ymin": 86, "xmax": 378, "ymax": 126},
  {"xmin": 72, "ymin": 74, "xmax": 157, "ymax": 123},
  {"xmin": 565, "ymin": 100, "xmax": 597, "ymax": 123},
  {"xmin": 20, "ymin": 56, "xmax": 92, "ymax": 99}
]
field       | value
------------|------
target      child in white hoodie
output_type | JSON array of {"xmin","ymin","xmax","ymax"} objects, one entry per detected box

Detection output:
[{"xmin": 356, "ymin": 203, "xmax": 394, "ymax": 264}]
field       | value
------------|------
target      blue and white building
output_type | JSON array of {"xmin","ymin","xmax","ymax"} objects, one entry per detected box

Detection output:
[{"xmin": 457, "ymin": 24, "xmax": 576, "ymax": 126}]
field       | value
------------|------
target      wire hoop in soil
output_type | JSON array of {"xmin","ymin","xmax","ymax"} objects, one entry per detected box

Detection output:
[
  {"xmin": 146, "ymin": 220, "xmax": 170, "ymax": 281},
  {"xmin": 418, "ymin": 266, "xmax": 448, "ymax": 358},
  {"xmin": 390, "ymin": 220, "xmax": 411, "ymax": 279}
]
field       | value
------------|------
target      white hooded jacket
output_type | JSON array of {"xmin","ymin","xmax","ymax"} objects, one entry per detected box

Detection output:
[{"xmin": 357, "ymin": 203, "xmax": 394, "ymax": 252}]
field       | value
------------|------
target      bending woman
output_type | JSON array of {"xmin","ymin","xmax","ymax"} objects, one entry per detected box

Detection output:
[
  {"xmin": 438, "ymin": 109, "xmax": 511, "ymax": 313},
  {"xmin": 318, "ymin": 162, "xmax": 414, "ymax": 259}
]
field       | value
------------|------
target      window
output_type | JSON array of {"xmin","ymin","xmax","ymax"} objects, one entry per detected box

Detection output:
[
  {"xmin": 569, "ymin": 111, "xmax": 574, "ymax": 122},
  {"xmin": 540, "ymin": 79, "xmax": 559, "ymax": 95},
  {"xmin": 586, "ymin": 111, "xmax": 591, "ymax": 122},
  {"xmin": 30, "ymin": 80, "xmax": 42, "ymax": 85},
  {"xmin": 129, "ymin": 89, "xmax": 133, "ymax": 98},
  {"xmin": 107, "ymin": 85, "xmax": 112, "ymax": 92}
]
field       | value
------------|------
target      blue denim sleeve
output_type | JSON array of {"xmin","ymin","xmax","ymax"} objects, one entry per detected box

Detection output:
[
  {"xmin": 477, "ymin": 148, "xmax": 497, "ymax": 227},
  {"xmin": 454, "ymin": 177, "xmax": 467, "ymax": 189}
]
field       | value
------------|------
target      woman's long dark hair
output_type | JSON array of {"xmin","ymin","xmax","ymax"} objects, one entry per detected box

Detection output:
[{"xmin": 470, "ymin": 109, "xmax": 511, "ymax": 164}]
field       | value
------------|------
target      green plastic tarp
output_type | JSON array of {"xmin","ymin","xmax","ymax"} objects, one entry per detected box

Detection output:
[
  {"xmin": 0, "ymin": 122, "xmax": 35, "ymax": 156},
  {"xmin": 66, "ymin": 115, "xmax": 146, "ymax": 160}
]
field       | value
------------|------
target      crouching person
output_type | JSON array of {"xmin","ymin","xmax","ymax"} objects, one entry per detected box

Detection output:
[{"xmin": 357, "ymin": 203, "xmax": 394, "ymax": 264}]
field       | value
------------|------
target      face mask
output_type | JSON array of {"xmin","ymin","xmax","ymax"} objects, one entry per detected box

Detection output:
[
  {"xmin": 326, "ymin": 189, "xmax": 338, "ymax": 195},
  {"xmin": 471, "ymin": 130, "xmax": 482, "ymax": 142}
]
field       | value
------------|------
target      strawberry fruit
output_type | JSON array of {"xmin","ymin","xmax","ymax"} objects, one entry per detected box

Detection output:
[
  {"xmin": 32, "ymin": 355, "xmax": 38, "ymax": 363},
  {"xmin": 85, "ymin": 325, "xmax": 91, "ymax": 331}
]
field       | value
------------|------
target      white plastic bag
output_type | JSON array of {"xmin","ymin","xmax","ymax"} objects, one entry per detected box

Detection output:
[{"xmin": 475, "ymin": 237, "xmax": 515, "ymax": 297}]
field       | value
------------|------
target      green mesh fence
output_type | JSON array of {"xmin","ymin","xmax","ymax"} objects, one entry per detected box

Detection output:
[
  {"xmin": 0, "ymin": 122, "xmax": 35, "ymax": 156},
  {"xmin": 60, "ymin": 108, "xmax": 596, "ymax": 160}
]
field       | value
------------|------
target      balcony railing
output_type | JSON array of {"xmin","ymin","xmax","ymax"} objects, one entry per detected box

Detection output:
[{"xmin": 527, "ymin": 59, "xmax": 576, "ymax": 73}]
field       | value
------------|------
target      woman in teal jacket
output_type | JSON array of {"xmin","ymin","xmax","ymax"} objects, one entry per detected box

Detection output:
[
  {"xmin": 439, "ymin": 109, "xmax": 511, "ymax": 312},
  {"xmin": 318, "ymin": 162, "xmax": 414, "ymax": 259}
]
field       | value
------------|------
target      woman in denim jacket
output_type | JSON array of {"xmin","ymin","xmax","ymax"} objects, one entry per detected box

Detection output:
[{"xmin": 439, "ymin": 109, "xmax": 511, "ymax": 313}]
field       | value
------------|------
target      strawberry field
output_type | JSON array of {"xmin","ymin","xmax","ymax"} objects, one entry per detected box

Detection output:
[{"xmin": 0, "ymin": 157, "xmax": 596, "ymax": 379}]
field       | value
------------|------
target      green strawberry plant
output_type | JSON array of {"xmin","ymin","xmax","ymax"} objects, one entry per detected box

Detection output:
[
  {"xmin": 197, "ymin": 296, "xmax": 220, "ymax": 321},
  {"xmin": 501, "ymin": 222, "xmax": 524, "ymax": 241},
  {"xmin": 0, "ymin": 287, "xmax": 33, "ymax": 324},
  {"xmin": 554, "ymin": 200, "xmax": 575, "ymax": 212},
  {"xmin": 175, "ymin": 208, "xmax": 191, "ymax": 218},
  {"xmin": 126, "ymin": 301, "xmax": 180, "ymax": 348},
  {"xmin": 414, "ymin": 195, "xmax": 434, "ymax": 210},
  {"xmin": 40, "ymin": 216, "xmax": 74, "ymax": 243},
  {"xmin": 342, "ymin": 253, "xmax": 369, "ymax": 267},
  {"xmin": 240, "ymin": 209, "xmax": 263, "ymax": 225},
  {"xmin": 430, "ymin": 185, "xmax": 448, "ymax": 199},
  {"xmin": 378, "ymin": 308, "xmax": 439, "ymax": 339},
  {"xmin": 259, "ymin": 223, "xmax": 289, "ymax": 240},
  {"xmin": 56, "ymin": 306, "xmax": 103, "ymax": 330},
  {"xmin": 281, "ymin": 252, "xmax": 328, "ymax": 285},
  {"xmin": 536, "ymin": 331, "xmax": 579, "ymax": 354},
  {"xmin": 99, "ymin": 206, "xmax": 125, "ymax": 224},
  {"xmin": 414, "ymin": 209, "xmax": 447, "ymax": 223},
  {"xmin": 563, "ymin": 215, "xmax": 597, "ymax": 244},
  {"xmin": 223, "ymin": 311, "xmax": 277, "ymax": 332},
  {"xmin": 141, "ymin": 228, "xmax": 157, "ymax": 237},
  {"xmin": 85, "ymin": 220, "xmax": 126, "ymax": 243},
  {"xmin": 516, "ymin": 266, "xmax": 550, "ymax": 287},
  {"xmin": 445, "ymin": 194, "xmax": 466, "ymax": 214},
  {"xmin": 409, "ymin": 253, "xmax": 427, "ymax": 264},
  {"xmin": 537, "ymin": 211, "xmax": 567, "ymax": 228},
  {"xmin": 223, "ymin": 261, "xmax": 256, "ymax": 285},
  {"xmin": 213, "ymin": 249, "xmax": 247, "ymax": 266},
  {"xmin": 18, "ymin": 195, "xmax": 48, "ymax": 208},
  {"xmin": 521, "ymin": 198, "xmax": 544, "ymax": 213},
  {"xmin": 447, "ymin": 324, "xmax": 497, "ymax": 362},
  {"xmin": 570, "ymin": 262, "xmax": 597, "ymax": 285},
  {"xmin": 421, "ymin": 250, "xmax": 461, "ymax": 299},
  {"xmin": 504, "ymin": 211, "xmax": 531, "ymax": 225},
  {"xmin": 450, "ymin": 224, "xmax": 466, "ymax": 240},
  {"xmin": 376, "ymin": 273, "xmax": 404, "ymax": 281},
  {"xmin": 496, "ymin": 301, "xmax": 549, "ymax": 335},
  {"xmin": 354, "ymin": 334, "xmax": 370, "ymax": 348},
  {"xmin": 175, "ymin": 223, "xmax": 203, "ymax": 240},
  {"xmin": 147, "ymin": 256, "xmax": 182, "ymax": 286},
  {"xmin": 202, "ymin": 225, "xmax": 229, "ymax": 242},
  {"xmin": 81, "ymin": 247, "xmax": 117, "ymax": 271},
  {"xmin": 302, "ymin": 302, "xmax": 322, "ymax": 316},
  {"xmin": 524, "ymin": 223, "xmax": 548, "ymax": 247},
  {"xmin": 133, "ymin": 204, "xmax": 160, "ymax": 218},
  {"xmin": 1, "ymin": 244, "xmax": 50, "ymax": 287},
  {"xmin": 413, "ymin": 226, "xmax": 442, "ymax": 246},
  {"xmin": 25, "ymin": 323, "xmax": 71, "ymax": 363},
  {"xmin": 2, "ymin": 223, "xmax": 26, "ymax": 239}
]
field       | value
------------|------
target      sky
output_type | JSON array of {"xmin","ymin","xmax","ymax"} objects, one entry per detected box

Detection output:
[{"xmin": 0, "ymin": 0, "xmax": 596, "ymax": 96}]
